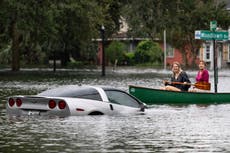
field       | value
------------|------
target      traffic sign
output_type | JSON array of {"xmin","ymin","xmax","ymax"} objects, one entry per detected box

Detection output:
[
  {"xmin": 210, "ymin": 21, "xmax": 217, "ymax": 31},
  {"xmin": 228, "ymin": 28, "xmax": 230, "ymax": 40},
  {"xmin": 195, "ymin": 30, "xmax": 228, "ymax": 40}
]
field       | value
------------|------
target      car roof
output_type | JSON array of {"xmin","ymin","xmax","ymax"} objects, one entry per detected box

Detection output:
[
  {"xmin": 37, "ymin": 85, "xmax": 124, "ymax": 96},
  {"xmin": 38, "ymin": 85, "xmax": 100, "ymax": 97}
]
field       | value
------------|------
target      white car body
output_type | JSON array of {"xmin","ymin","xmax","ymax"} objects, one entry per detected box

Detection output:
[{"xmin": 6, "ymin": 85, "xmax": 146, "ymax": 117}]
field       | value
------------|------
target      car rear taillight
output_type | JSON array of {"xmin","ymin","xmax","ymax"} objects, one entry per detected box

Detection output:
[
  {"xmin": 58, "ymin": 100, "xmax": 66, "ymax": 109},
  {"xmin": 49, "ymin": 100, "xmax": 56, "ymax": 109},
  {"xmin": 16, "ymin": 98, "xmax": 22, "ymax": 107},
  {"xmin": 9, "ymin": 98, "xmax": 15, "ymax": 107}
]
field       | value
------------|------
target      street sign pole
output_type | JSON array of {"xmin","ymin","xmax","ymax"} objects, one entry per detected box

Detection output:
[
  {"xmin": 213, "ymin": 39, "xmax": 218, "ymax": 93},
  {"xmin": 164, "ymin": 30, "xmax": 166, "ymax": 70},
  {"xmin": 211, "ymin": 20, "xmax": 218, "ymax": 92},
  {"xmin": 100, "ymin": 25, "xmax": 105, "ymax": 77}
]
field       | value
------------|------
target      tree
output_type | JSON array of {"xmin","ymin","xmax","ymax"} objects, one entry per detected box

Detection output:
[
  {"xmin": 122, "ymin": 0, "xmax": 177, "ymax": 39},
  {"xmin": 0, "ymin": 0, "xmax": 124, "ymax": 71},
  {"xmin": 0, "ymin": 0, "xmax": 58, "ymax": 71}
]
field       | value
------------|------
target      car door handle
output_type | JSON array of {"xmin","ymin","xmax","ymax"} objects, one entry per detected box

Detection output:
[{"xmin": 109, "ymin": 104, "xmax": 114, "ymax": 111}]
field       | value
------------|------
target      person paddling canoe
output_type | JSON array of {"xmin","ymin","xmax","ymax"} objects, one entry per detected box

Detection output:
[
  {"xmin": 196, "ymin": 60, "xmax": 209, "ymax": 83},
  {"xmin": 190, "ymin": 60, "xmax": 210, "ymax": 92},
  {"xmin": 163, "ymin": 61, "xmax": 191, "ymax": 92}
]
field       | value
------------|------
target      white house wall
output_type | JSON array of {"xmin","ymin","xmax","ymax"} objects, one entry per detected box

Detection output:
[{"xmin": 202, "ymin": 41, "xmax": 230, "ymax": 70}]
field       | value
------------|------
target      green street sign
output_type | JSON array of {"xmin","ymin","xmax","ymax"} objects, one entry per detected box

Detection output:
[
  {"xmin": 195, "ymin": 30, "xmax": 228, "ymax": 40},
  {"xmin": 210, "ymin": 21, "xmax": 217, "ymax": 31}
]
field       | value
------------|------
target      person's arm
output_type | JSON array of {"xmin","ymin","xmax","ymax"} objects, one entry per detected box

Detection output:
[
  {"xmin": 170, "ymin": 75, "xmax": 174, "ymax": 82},
  {"xmin": 181, "ymin": 71, "xmax": 191, "ymax": 90},
  {"xmin": 164, "ymin": 80, "xmax": 169, "ymax": 86},
  {"xmin": 182, "ymin": 71, "xmax": 191, "ymax": 83},
  {"xmin": 195, "ymin": 71, "xmax": 200, "ymax": 82}
]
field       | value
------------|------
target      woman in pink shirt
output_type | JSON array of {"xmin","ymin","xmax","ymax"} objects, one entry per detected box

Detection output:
[
  {"xmin": 190, "ymin": 60, "xmax": 210, "ymax": 92},
  {"xmin": 196, "ymin": 60, "xmax": 209, "ymax": 83}
]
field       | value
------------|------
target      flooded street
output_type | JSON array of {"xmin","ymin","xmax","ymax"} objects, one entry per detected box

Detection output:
[{"xmin": 1, "ymin": 68, "xmax": 230, "ymax": 152}]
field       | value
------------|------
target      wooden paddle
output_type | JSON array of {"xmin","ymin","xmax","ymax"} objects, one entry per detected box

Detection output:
[{"xmin": 164, "ymin": 81, "xmax": 211, "ymax": 90}]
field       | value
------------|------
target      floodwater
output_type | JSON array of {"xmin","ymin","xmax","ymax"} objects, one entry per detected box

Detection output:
[{"xmin": 1, "ymin": 68, "xmax": 230, "ymax": 153}]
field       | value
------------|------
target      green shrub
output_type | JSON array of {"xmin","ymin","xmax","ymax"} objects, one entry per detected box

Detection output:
[
  {"xmin": 134, "ymin": 40, "xmax": 163, "ymax": 64},
  {"xmin": 105, "ymin": 41, "xmax": 125, "ymax": 65},
  {"xmin": 124, "ymin": 52, "xmax": 135, "ymax": 65}
]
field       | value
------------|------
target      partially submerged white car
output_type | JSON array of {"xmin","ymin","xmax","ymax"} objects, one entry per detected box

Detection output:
[{"xmin": 6, "ymin": 85, "xmax": 146, "ymax": 117}]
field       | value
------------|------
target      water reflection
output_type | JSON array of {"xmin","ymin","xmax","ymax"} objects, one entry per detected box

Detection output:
[{"xmin": 1, "ymin": 69, "xmax": 230, "ymax": 152}]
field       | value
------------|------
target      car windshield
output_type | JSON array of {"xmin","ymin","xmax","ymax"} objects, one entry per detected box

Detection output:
[
  {"xmin": 104, "ymin": 90, "xmax": 140, "ymax": 108},
  {"xmin": 38, "ymin": 86, "xmax": 102, "ymax": 101}
]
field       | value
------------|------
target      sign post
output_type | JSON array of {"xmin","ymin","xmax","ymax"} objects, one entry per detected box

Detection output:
[
  {"xmin": 213, "ymin": 39, "xmax": 217, "ymax": 93},
  {"xmin": 210, "ymin": 20, "xmax": 217, "ymax": 31},
  {"xmin": 195, "ymin": 21, "xmax": 228, "ymax": 93}
]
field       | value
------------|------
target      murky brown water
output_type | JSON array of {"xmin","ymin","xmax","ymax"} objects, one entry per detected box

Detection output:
[{"xmin": 1, "ymin": 68, "xmax": 230, "ymax": 152}]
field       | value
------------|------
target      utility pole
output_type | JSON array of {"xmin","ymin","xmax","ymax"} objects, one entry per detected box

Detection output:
[
  {"xmin": 100, "ymin": 25, "xmax": 105, "ymax": 76},
  {"xmin": 164, "ymin": 30, "xmax": 167, "ymax": 70}
]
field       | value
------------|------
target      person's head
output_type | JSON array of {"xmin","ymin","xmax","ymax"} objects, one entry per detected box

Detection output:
[
  {"xmin": 198, "ymin": 60, "xmax": 206, "ymax": 70},
  {"xmin": 172, "ymin": 61, "xmax": 181, "ymax": 73}
]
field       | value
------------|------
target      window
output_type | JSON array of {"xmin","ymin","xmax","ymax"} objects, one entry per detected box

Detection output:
[
  {"xmin": 77, "ymin": 93, "xmax": 102, "ymax": 101},
  {"xmin": 204, "ymin": 43, "xmax": 211, "ymax": 61},
  {"xmin": 104, "ymin": 90, "xmax": 140, "ymax": 108},
  {"xmin": 166, "ymin": 44, "xmax": 174, "ymax": 57},
  {"xmin": 223, "ymin": 44, "xmax": 228, "ymax": 61}
]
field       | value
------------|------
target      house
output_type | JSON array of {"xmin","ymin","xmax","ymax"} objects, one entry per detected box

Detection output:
[
  {"xmin": 200, "ymin": 41, "xmax": 230, "ymax": 69},
  {"xmin": 161, "ymin": 41, "xmax": 230, "ymax": 70}
]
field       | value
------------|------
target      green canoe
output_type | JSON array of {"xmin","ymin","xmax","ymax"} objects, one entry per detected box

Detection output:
[{"xmin": 129, "ymin": 85, "xmax": 230, "ymax": 105}]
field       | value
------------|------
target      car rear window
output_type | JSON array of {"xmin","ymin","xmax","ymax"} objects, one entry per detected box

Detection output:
[{"xmin": 38, "ymin": 86, "xmax": 102, "ymax": 101}]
